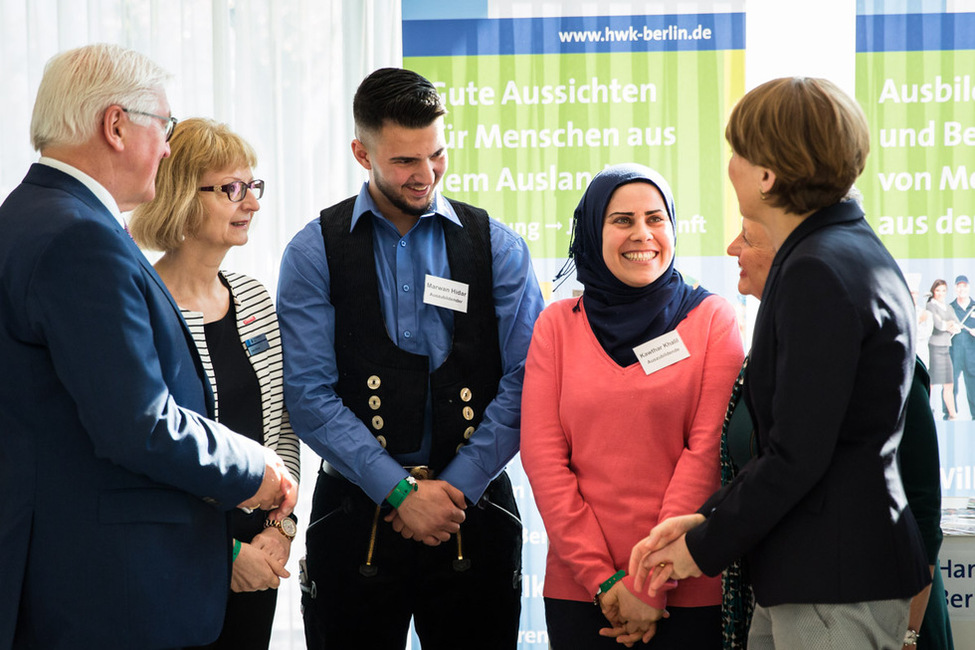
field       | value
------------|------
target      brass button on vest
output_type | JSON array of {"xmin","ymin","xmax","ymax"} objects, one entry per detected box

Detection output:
[
  {"xmin": 460, "ymin": 387, "xmax": 472, "ymax": 402},
  {"xmin": 463, "ymin": 426, "xmax": 475, "ymax": 440},
  {"xmin": 462, "ymin": 406, "xmax": 474, "ymax": 421},
  {"xmin": 376, "ymin": 434, "xmax": 387, "ymax": 448},
  {"xmin": 368, "ymin": 395, "xmax": 381, "ymax": 410},
  {"xmin": 372, "ymin": 415, "xmax": 384, "ymax": 430},
  {"xmin": 367, "ymin": 375, "xmax": 381, "ymax": 390}
]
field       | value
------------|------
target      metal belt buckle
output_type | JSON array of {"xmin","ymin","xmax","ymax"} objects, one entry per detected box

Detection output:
[{"xmin": 406, "ymin": 465, "xmax": 434, "ymax": 481}]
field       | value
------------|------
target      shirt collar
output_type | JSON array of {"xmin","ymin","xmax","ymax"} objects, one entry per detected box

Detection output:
[
  {"xmin": 350, "ymin": 181, "xmax": 461, "ymax": 232},
  {"xmin": 38, "ymin": 156, "xmax": 124, "ymax": 228}
]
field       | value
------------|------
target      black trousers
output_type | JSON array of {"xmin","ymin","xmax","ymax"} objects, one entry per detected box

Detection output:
[
  {"xmin": 544, "ymin": 598, "xmax": 721, "ymax": 650},
  {"xmin": 302, "ymin": 470, "xmax": 522, "ymax": 650},
  {"xmin": 199, "ymin": 589, "xmax": 277, "ymax": 650},
  {"xmin": 198, "ymin": 509, "xmax": 277, "ymax": 650}
]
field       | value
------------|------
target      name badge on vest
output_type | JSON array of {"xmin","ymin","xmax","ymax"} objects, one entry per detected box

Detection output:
[
  {"xmin": 633, "ymin": 330, "xmax": 689, "ymax": 376},
  {"xmin": 423, "ymin": 274, "xmax": 469, "ymax": 313}
]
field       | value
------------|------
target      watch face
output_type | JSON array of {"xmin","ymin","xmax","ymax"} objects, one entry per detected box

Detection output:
[{"xmin": 280, "ymin": 518, "xmax": 297, "ymax": 537}]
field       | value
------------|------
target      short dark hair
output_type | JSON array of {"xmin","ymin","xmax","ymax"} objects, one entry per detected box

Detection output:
[{"xmin": 353, "ymin": 67, "xmax": 445, "ymax": 139}]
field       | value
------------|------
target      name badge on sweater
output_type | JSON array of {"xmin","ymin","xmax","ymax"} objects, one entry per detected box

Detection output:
[
  {"xmin": 423, "ymin": 274, "xmax": 469, "ymax": 313},
  {"xmin": 633, "ymin": 330, "xmax": 689, "ymax": 375}
]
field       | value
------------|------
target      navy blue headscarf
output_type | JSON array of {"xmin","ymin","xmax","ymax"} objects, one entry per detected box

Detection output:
[{"xmin": 566, "ymin": 163, "xmax": 710, "ymax": 366}]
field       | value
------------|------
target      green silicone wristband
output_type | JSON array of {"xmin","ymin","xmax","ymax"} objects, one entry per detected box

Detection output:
[
  {"xmin": 595, "ymin": 569, "xmax": 626, "ymax": 600},
  {"xmin": 386, "ymin": 477, "xmax": 417, "ymax": 509},
  {"xmin": 232, "ymin": 538, "xmax": 242, "ymax": 562}
]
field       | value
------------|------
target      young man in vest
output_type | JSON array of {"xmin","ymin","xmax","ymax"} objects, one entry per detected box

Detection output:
[{"xmin": 278, "ymin": 67, "xmax": 544, "ymax": 649}]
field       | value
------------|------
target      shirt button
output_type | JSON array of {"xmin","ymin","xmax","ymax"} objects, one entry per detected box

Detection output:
[
  {"xmin": 402, "ymin": 284, "xmax": 410, "ymax": 292},
  {"xmin": 403, "ymin": 330, "xmax": 412, "ymax": 338},
  {"xmin": 399, "ymin": 240, "xmax": 407, "ymax": 247}
]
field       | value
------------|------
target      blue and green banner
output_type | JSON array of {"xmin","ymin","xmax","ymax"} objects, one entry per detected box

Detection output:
[
  {"xmin": 404, "ymin": 3, "xmax": 745, "ymax": 290},
  {"xmin": 858, "ymin": 5, "xmax": 975, "ymax": 626},
  {"xmin": 857, "ymin": 8, "xmax": 975, "ymax": 259}
]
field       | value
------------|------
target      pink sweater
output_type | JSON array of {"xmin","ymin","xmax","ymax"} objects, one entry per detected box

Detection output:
[{"xmin": 521, "ymin": 295, "xmax": 744, "ymax": 609}]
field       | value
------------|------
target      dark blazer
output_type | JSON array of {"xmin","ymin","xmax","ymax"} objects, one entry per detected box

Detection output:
[
  {"xmin": 687, "ymin": 200, "xmax": 930, "ymax": 606},
  {"xmin": 0, "ymin": 164, "xmax": 267, "ymax": 648}
]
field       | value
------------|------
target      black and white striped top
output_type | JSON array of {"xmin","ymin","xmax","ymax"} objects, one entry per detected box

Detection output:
[{"xmin": 181, "ymin": 271, "xmax": 301, "ymax": 483}]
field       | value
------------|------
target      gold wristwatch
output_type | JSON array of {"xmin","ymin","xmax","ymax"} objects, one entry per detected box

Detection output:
[{"xmin": 265, "ymin": 517, "xmax": 297, "ymax": 540}]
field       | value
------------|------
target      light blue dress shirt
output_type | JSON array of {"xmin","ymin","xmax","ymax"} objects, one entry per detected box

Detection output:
[{"xmin": 277, "ymin": 182, "xmax": 544, "ymax": 505}]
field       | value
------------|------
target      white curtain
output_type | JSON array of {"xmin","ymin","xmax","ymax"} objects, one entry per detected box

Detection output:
[
  {"xmin": 0, "ymin": 2, "xmax": 401, "ymax": 648},
  {"xmin": 0, "ymin": 0, "xmax": 402, "ymax": 295}
]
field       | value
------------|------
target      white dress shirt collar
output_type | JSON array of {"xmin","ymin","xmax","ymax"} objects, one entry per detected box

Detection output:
[{"xmin": 38, "ymin": 156, "xmax": 125, "ymax": 229}]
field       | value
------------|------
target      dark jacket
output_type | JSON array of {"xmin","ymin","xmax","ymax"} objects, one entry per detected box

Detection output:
[
  {"xmin": 687, "ymin": 200, "xmax": 930, "ymax": 606},
  {"xmin": 0, "ymin": 164, "xmax": 266, "ymax": 648}
]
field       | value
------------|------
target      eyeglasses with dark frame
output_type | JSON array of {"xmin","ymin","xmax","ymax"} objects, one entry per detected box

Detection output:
[
  {"xmin": 121, "ymin": 108, "xmax": 178, "ymax": 142},
  {"xmin": 198, "ymin": 179, "xmax": 265, "ymax": 203}
]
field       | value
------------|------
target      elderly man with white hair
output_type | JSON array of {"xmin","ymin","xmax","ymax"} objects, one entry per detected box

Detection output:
[{"xmin": 0, "ymin": 43, "xmax": 296, "ymax": 649}]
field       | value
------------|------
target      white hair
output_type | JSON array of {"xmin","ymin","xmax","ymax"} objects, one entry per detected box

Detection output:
[{"xmin": 30, "ymin": 43, "xmax": 171, "ymax": 151}]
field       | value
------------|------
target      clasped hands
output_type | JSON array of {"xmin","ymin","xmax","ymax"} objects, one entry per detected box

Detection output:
[
  {"xmin": 628, "ymin": 514, "xmax": 706, "ymax": 597},
  {"xmin": 237, "ymin": 447, "xmax": 298, "ymax": 521},
  {"xmin": 594, "ymin": 514, "xmax": 708, "ymax": 645},
  {"xmin": 385, "ymin": 479, "xmax": 467, "ymax": 546},
  {"xmin": 231, "ymin": 527, "xmax": 292, "ymax": 592},
  {"xmin": 596, "ymin": 582, "xmax": 668, "ymax": 647}
]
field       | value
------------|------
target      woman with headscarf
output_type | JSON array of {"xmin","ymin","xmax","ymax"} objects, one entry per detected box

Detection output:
[
  {"xmin": 520, "ymin": 164, "xmax": 744, "ymax": 649},
  {"xmin": 629, "ymin": 78, "xmax": 930, "ymax": 650}
]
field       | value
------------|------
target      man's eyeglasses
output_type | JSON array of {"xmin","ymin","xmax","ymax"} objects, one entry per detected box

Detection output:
[
  {"xmin": 199, "ymin": 179, "xmax": 265, "ymax": 203},
  {"xmin": 122, "ymin": 108, "xmax": 178, "ymax": 142}
]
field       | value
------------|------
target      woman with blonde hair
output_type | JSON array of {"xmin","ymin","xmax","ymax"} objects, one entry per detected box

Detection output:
[{"xmin": 130, "ymin": 118, "xmax": 300, "ymax": 649}]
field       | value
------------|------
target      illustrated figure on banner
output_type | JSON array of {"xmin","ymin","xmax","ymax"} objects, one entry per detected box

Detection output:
[
  {"xmin": 949, "ymin": 275, "xmax": 975, "ymax": 420},
  {"xmin": 926, "ymin": 278, "xmax": 961, "ymax": 421}
]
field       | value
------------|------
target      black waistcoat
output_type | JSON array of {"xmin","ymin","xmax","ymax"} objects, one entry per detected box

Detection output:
[{"xmin": 320, "ymin": 197, "xmax": 502, "ymax": 473}]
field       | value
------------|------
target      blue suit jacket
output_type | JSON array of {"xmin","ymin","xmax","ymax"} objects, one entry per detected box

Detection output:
[
  {"xmin": 0, "ymin": 164, "xmax": 267, "ymax": 648},
  {"xmin": 687, "ymin": 200, "xmax": 930, "ymax": 606}
]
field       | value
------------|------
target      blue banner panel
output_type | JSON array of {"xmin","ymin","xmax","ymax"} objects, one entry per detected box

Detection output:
[
  {"xmin": 857, "ymin": 12, "xmax": 975, "ymax": 52},
  {"xmin": 403, "ymin": 12, "xmax": 744, "ymax": 57}
]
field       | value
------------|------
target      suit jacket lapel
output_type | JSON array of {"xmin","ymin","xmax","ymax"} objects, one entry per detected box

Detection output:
[
  {"xmin": 29, "ymin": 164, "xmax": 217, "ymax": 414},
  {"xmin": 125, "ymin": 238, "xmax": 217, "ymax": 414}
]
